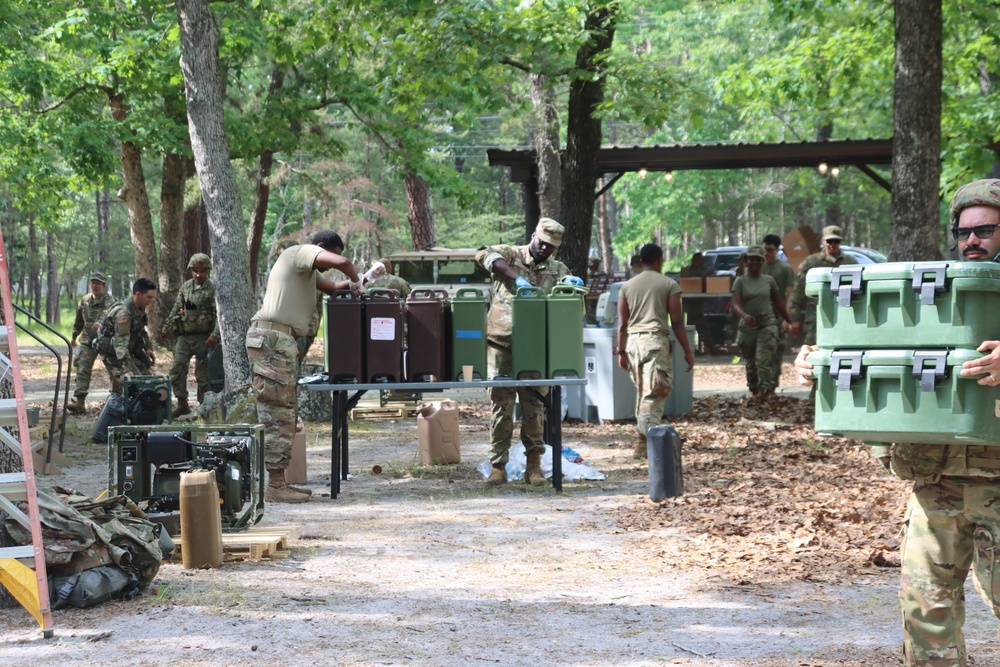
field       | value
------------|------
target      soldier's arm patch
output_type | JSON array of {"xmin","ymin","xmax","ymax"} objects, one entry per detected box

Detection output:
[{"xmin": 117, "ymin": 316, "xmax": 130, "ymax": 324}]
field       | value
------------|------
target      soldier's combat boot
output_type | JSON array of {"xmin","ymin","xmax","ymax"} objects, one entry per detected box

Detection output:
[
  {"xmin": 67, "ymin": 396, "xmax": 86, "ymax": 414},
  {"xmin": 485, "ymin": 464, "xmax": 507, "ymax": 486},
  {"xmin": 524, "ymin": 451, "xmax": 547, "ymax": 486},
  {"xmin": 265, "ymin": 467, "xmax": 311, "ymax": 503},
  {"xmin": 633, "ymin": 434, "xmax": 648, "ymax": 459},
  {"xmin": 172, "ymin": 400, "xmax": 191, "ymax": 419}
]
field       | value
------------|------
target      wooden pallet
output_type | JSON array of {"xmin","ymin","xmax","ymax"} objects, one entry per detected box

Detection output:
[
  {"xmin": 170, "ymin": 525, "xmax": 296, "ymax": 562},
  {"xmin": 350, "ymin": 401, "xmax": 419, "ymax": 421}
]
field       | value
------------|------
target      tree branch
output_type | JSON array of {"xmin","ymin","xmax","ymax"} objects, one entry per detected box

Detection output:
[{"xmin": 33, "ymin": 85, "xmax": 90, "ymax": 114}]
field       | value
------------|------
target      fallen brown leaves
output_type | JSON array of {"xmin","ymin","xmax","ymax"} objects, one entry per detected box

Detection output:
[{"xmin": 613, "ymin": 394, "xmax": 909, "ymax": 586}]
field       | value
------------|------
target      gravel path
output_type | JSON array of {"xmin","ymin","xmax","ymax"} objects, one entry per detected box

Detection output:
[{"xmin": 2, "ymin": 354, "xmax": 999, "ymax": 666}]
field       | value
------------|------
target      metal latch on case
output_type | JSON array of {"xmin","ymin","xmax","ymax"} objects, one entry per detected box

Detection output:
[
  {"xmin": 830, "ymin": 265, "xmax": 864, "ymax": 307},
  {"xmin": 830, "ymin": 351, "xmax": 864, "ymax": 391},
  {"xmin": 912, "ymin": 350, "xmax": 949, "ymax": 392},
  {"xmin": 911, "ymin": 262, "xmax": 949, "ymax": 306}
]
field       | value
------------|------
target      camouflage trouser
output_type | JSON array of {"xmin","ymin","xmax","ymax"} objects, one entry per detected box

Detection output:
[
  {"xmin": 102, "ymin": 355, "xmax": 150, "ymax": 395},
  {"xmin": 801, "ymin": 300, "xmax": 819, "ymax": 346},
  {"xmin": 73, "ymin": 343, "xmax": 111, "ymax": 399},
  {"xmin": 296, "ymin": 335, "xmax": 316, "ymax": 369},
  {"xmin": 773, "ymin": 330, "xmax": 787, "ymax": 388},
  {"xmin": 900, "ymin": 477, "xmax": 1000, "ymax": 667},
  {"xmin": 169, "ymin": 333, "xmax": 212, "ymax": 403},
  {"xmin": 626, "ymin": 332, "xmax": 674, "ymax": 437},
  {"xmin": 487, "ymin": 344, "xmax": 546, "ymax": 465},
  {"xmin": 246, "ymin": 326, "xmax": 298, "ymax": 469},
  {"xmin": 736, "ymin": 315, "xmax": 779, "ymax": 393}
]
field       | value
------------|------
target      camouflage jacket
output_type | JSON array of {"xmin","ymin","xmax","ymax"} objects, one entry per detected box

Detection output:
[
  {"xmin": 165, "ymin": 278, "xmax": 219, "ymax": 337},
  {"xmin": 789, "ymin": 251, "xmax": 858, "ymax": 323},
  {"xmin": 368, "ymin": 274, "xmax": 413, "ymax": 299},
  {"xmin": 871, "ymin": 443, "xmax": 1000, "ymax": 481},
  {"xmin": 476, "ymin": 243, "xmax": 569, "ymax": 346},
  {"xmin": 98, "ymin": 298, "xmax": 151, "ymax": 370},
  {"xmin": 72, "ymin": 291, "xmax": 114, "ymax": 345}
]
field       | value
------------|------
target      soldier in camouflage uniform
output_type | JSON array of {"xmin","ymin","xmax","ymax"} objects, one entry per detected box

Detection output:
[
  {"xmin": 476, "ymin": 218, "xmax": 569, "ymax": 486},
  {"xmin": 67, "ymin": 271, "xmax": 114, "ymax": 414},
  {"xmin": 617, "ymin": 244, "xmax": 694, "ymax": 458},
  {"xmin": 795, "ymin": 180, "xmax": 1000, "ymax": 667},
  {"xmin": 367, "ymin": 258, "xmax": 412, "ymax": 299},
  {"xmin": 164, "ymin": 254, "xmax": 219, "ymax": 417},
  {"xmin": 789, "ymin": 225, "xmax": 858, "ymax": 345},
  {"xmin": 94, "ymin": 278, "xmax": 157, "ymax": 394},
  {"xmin": 248, "ymin": 230, "xmax": 362, "ymax": 503},
  {"xmin": 731, "ymin": 245, "xmax": 792, "ymax": 400},
  {"xmin": 760, "ymin": 234, "xmax": 796, "ymax": 386}
]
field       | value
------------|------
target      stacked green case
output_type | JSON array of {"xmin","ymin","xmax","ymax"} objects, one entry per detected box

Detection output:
[{"xmin": 808, "ymin": 261, "xmax": 1000, "ymax": 444}]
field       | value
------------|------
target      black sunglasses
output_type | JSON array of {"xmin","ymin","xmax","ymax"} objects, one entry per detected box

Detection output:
[
  {"xmin": 825, "ymin": 239, "xmax": 841, "ymax": 245},
  {"xmin": 952, "ymin": 224, "xmax": 1000, "ymax": 241}
]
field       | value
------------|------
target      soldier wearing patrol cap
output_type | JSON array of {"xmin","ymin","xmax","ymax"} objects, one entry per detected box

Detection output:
[
  {"xmin": 475, "ymin": 217, "xmax": 572, "ymax": 486},
  {"xmin": 164, "ymin": 253, "xmax": 219, "ymax": 417},
  {"xmin": 67, "ymin": 270, "xmax": 115, "ymax": 413},
  {"xmin": 789, "ymin": 224, "xmax": 858, "ymax": 345},
  {"xmin": 795, "ymin": 179, "xmax": 1000, "ymax": 667},
  {"xmin": 730, "ymin": 244, "xmax": 791, "ymax": 401}
]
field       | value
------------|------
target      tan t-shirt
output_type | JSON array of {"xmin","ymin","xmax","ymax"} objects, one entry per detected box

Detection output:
[
  {"xmin": 253, "ymin": 244, "xmax": 324, "ymax": 337},
  {"xmin": 619, "ymin": 270, "xmax": 682, "ymax": 335}
]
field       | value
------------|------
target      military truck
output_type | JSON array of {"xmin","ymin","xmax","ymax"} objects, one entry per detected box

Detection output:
[{"xmin": 387, "ymin": 248, "xmax": 493, "ymax": 299}]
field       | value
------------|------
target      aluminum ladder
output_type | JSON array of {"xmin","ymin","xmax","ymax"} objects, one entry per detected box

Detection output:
[{"xmin": 0, "ymin": 223, "xmax": 53, "ymax": 636}]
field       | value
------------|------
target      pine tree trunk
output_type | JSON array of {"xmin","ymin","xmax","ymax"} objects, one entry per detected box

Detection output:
[
  {"xmin": 404, "ymin": 171, "xmax": 435, "ymax": 250},
  {"xmin": 46, "ymin": 231, "xmax": 58, "ymax": 324},
  {"xmin": 248, "ymin": 65, "xmax": 285, "ymax": 289},
  {"xmin": 27, "ymin": 219, "xmax": 39, "ymax": 317},
  {"xmin": 108, "ymin": 92, "xmax": 160, "ymax": 337},
  {"xmin": 559, "ymin": 5, "xmax": 617, "ymax": 279},
  {"xmin": 176, "ymin": 0, "xmax": 256, "ymax": 388},
  {"xmin": 158, "ymin": 150, "xmax": 187, "ymax": 344},
  {"xmin": 889, "ymin": 0, "xmax": 943, "ymax": 261},
  {"xmin": 530, "ymin": 74, "xmax": 562, "ymax": 219},
  {"xmin": 96, "ymin": 188, "xmax": 110, "ymax": 267}
]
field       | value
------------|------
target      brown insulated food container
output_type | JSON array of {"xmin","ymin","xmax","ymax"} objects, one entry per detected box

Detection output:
[
  {"xmin": 326, "ymin": 290, "xmax": 364, "ymax": 382},
  {"xmin": 406, "ymin": 289, "xmax": 449, "ymax": 381},
  {"xmin": 365, "ymin": 288, "xmax": 403, "ymax": 382}
]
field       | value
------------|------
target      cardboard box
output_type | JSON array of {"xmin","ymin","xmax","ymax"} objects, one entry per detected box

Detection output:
[
  {"xmin": 678, "ymin": 277, "xmax": 704, "ymax": 293},
  {"xmin": 287, "ymin": 418, "xmax": 307, "ymax": 485},
  {"xmin": 704, "ymin": 276, "xmax": 733, "ymax": 293},
  {"xmin": 782, "ymin": 226, "xmax": 821, "ymax": 272}
]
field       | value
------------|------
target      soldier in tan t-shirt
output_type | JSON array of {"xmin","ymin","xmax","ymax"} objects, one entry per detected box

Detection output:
[
  {"xmin": 246, "ymin": 230, "xmax": 364, "ymax": 503},
  {"xmin": 617, "ymin": 243, "xmax": 694, "ymax": 459}
]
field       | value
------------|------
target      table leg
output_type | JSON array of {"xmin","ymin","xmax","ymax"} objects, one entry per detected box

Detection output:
[
  {"xmin": 330, "ymin": 391, "xmax": 342, "ymax": 498},
  {"xmin": 549, "ymin": 385, "xmax": 563, "ymax": 492}
]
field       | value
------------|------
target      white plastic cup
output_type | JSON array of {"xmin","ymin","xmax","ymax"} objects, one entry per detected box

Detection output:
[{"xmin": 463, "ymin": 365, "xmax": 474, "ymax": 382}]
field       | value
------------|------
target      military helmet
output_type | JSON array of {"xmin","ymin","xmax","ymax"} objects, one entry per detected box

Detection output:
[
  {"xmin": 949, "ymin": 179, "xmax": 1000, "ymax": 223},
  {"xmin": 187, "ymin": 253, "xmax": 212, "ymax": 270},
  {"xmin": 89, "ymin": 270, "xmax": 108, "ymax": 284}
]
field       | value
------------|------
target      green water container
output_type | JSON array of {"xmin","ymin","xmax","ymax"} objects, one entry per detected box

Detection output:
[
  {"xmin": 805, "ymin": 261, "xmax": 1000, "ymax": 348},
  {"xmin": 809, "ymin": 347, "xmax": 1000, "ymax": 445},
  {"xmin": 449, "ymin": 288, "xmax": 487, "ymax": 380},
  {"xmin": 546, "ymin": 284, "xmax": 586, "ymax": 378},
  {"xmin": 512, "ymin": 286, "xmax": 547, "ymax": 379}
]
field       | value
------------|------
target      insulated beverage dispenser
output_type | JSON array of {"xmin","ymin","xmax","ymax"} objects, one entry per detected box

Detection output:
[
  {"xmin": 365, "ymin": 288, "xmax": 403, "ymax": 382},
  {"xmin": 450, "ymin": 288, "xmax": 487, "ymax": 380},
  {"xmin": 546, "ymin": 284, "xmax": 586, "ymax": 378},
  {"xmin": 512, "ymin": 286, "xmax": 547, "ymax": 379},
  {"xmin": 406, "ymin": 289, "xmax": 449, "ymax": 382},
  {"xmin": 326, "ymin": 290, "xmax": 364, "ymax": 382}
]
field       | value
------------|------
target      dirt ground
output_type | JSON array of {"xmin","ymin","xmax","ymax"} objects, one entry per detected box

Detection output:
[{"xmin": 3, "ymin": 349, "xmax": 1000, "ymax": 666}]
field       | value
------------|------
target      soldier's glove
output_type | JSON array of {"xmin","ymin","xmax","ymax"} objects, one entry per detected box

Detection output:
[
  {"xmin": 514, "ymin": 276, "xmax": 531, "ymax": 291},
  {"xmin": 363, "ymin": 261, "xmax": 386, "ymax": 284},
  {"xmin": 349, "ymin": 279, "xmax": 365, "ymax": 296},
  {"xmin": 561, "ymin": 276, "xmax": 584, "ymax": 287}
]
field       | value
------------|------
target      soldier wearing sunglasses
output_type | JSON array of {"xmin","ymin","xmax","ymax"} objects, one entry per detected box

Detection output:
[{"xmin": 796, "ymin": 179, "xmax": 1000, "ymax": 666}]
